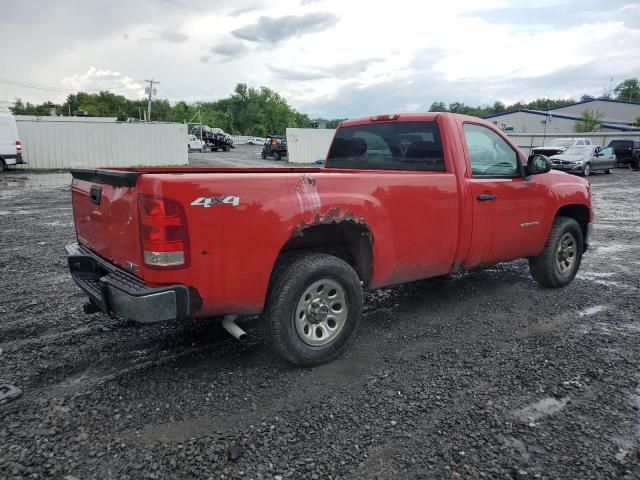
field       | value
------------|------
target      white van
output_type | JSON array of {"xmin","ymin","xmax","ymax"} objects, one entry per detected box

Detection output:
[{"xmin": 0, "ymin": 113, "xmax": 24, "ymax": 170}]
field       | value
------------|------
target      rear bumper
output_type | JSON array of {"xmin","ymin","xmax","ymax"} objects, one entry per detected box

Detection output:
[
  {"xmin": 65, "ymin": 242, "xmax": 191, "ymax": 323},
  {"xmin": 2, "ymin": 154, "xmax": 24, "ymax": 165}
]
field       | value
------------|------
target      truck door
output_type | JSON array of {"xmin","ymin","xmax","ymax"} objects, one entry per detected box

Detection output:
[{"xmin": 461, "ymin": 123, "xmax": 544, "ymax": 268}]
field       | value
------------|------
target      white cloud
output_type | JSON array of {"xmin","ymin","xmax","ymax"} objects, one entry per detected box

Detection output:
[
  {"xmin": 0, "ymin": 0, "xmax": 638, "ymax": 116},
  {"xmin": 61, "ymin": 67, "xmax": 145, "ymax": 98}
]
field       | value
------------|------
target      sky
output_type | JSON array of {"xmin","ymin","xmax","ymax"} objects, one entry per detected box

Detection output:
[{"xmin": 0, "ymin": 0, "xmax": 639, "ymax": 118}]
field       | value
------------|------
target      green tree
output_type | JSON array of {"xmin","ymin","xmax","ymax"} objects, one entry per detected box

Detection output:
[
  {"xmin": 429, "ymin": 101, "xmax": 447, "ymax": 112},
  {"xmin": 614, "ymin": 78, "xmax": 640, "ymax": 101},
  {"xmin": 575, "ymin": 110, "xmax": 603, "ymax": 132},
  {"xmin": 492, "ymin": 101, "xmax": 506, "ymax": 113}
]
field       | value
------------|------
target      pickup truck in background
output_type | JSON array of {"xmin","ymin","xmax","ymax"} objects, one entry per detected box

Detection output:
[
  {"xmin": 608, "ymin": 139, "xmax": 640, "ymax": 170},
  {"xmin": 67, "ymin": 113, "xmax": 593, "ymax": 366},
  {"xmin": 531, "ymin": 137, "xmax": 592, "ymax": 157}
]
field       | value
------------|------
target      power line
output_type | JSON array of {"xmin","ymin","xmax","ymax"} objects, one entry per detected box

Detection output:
[{"xmin": 0, "ymin": 77, "xmax": 146, "ymax": 96}]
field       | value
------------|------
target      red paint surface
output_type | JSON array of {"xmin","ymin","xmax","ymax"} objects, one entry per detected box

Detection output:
[{"xmin": 71, "ymin": 113, "xmax": 593, "ymax": 317}]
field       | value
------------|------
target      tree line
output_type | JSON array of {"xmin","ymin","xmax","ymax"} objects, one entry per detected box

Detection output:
[
  {"xmin": 10, "ymin": 78, "xmax": 640, "ymax": 134},
  {"xmin": 11, "ymin": 83, "xmax": 314, "ymax": 136}
]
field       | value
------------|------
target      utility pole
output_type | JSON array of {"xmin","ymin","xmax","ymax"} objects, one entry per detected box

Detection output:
[{"xmin": 144, "ymin": 78, "xmax": 159, "ymax": 122}]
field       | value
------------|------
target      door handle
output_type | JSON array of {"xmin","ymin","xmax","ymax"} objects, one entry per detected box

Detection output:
[{"xmin": 477, "ymin": 193, "xmax": 497, "ymax": 202}]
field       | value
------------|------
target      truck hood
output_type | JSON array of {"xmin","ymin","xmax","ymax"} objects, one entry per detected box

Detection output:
[{"xmin": 545, "ymin": 168, "xmax": 590, "ymax": 187}]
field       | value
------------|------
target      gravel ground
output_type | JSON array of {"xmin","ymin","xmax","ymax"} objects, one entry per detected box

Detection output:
[
  {"xmin": 188, "ymin": 144, "xmax": 316, "ymax": 168},
  {"xmin": 1, "ymin": 163, "xmax": 640, "ymax": 480}
]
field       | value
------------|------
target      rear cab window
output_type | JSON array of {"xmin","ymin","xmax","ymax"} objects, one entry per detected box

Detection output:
[{"xmin": 326, "ymin": 121, "xmax": 445, "ymax": 171}]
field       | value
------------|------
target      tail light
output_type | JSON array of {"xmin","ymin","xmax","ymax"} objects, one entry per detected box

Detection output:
[
  {"xmin": 15, "ymin": 140, "xmax": 22, "ymax": 154},
  {"xmin": 370, "ymin": 114, "xmax": 399, "ymax": 121},
  {"xmin": 138, "ymin": 194, "xmax": 189, "ymax": 268}
]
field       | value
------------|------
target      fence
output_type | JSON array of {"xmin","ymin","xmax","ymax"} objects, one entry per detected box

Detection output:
[
  {"xmin": 16, "ymin": 119, "xmax": 188, "ymax": 169},
  {"xmin": 507, "ymin": 132, "xmax": 640, "ymax": 154},
  {"xmin": 286, "ymin": 128, "xmax": 336, "ymax": 164}
]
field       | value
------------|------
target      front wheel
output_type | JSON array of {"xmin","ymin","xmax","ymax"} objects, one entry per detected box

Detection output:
[
  {"xmin": 529, "ymin": 216, "xmax": 584, "ymax": 288},
  {"xmin": 605, "ymin": 168, "xmax": 614, "ymax": 174},
  {"xmin": 582, "ymin": 163, "xmax": 591, "ymax": 176},
  {"xmin": 264, "ymin": 254, "xmax": 363, "ymax": 366}
]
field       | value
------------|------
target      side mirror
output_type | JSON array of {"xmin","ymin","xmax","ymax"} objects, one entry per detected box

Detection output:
[{"xmin": 527, "ymin": 154, "xmax": 552, "ymax": 175}]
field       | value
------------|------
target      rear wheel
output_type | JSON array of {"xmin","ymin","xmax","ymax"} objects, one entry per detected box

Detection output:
[
  {"xmin": 274, "ymin": 152, "xmax": 281, "ymax": 161},
  {"xmin": 605, "ymin": 168, "xmax": 614, "ymax": 174},
  {"xmin": 261, "ymin": 151, "xmax": 266, "ymax": 159},
  {"xmin": 529, "ymin": 216, "xmax": 583, "ymax": 288},
  {"xmin": 582, "ymin": 163, "xmax": 591, "ymax": 176},
  {"xmin": 0, "ymin": 159, "xmax": 6, "ymax": 172},
  {"xmin": 264, "ymin": 254, "xmax": 363, "ymax": 366}
]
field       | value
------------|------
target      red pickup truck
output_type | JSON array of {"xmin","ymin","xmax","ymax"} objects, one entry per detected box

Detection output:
[{"xmin": 67, "ymin": 113, "xmax": 593, "ymax": 366}]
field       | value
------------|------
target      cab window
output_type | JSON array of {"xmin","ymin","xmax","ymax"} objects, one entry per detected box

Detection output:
[
  {"xmin": 463, "ymin": 124, "xmax": 518, "ymax": 177},
  {"xmin": 326, "ymin": 121, "xmax": 445, "ymax": 172}
]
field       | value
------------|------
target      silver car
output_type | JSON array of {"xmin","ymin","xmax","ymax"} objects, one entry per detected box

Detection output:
[{"xmin": 549, "ymin": 145, "xmax": 616, "ymax": 176}]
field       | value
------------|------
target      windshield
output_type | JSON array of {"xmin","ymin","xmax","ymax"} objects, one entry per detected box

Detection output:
[
  {"xmin": 326, "ymin": 121, "xmax": 445, "ymax": 171},
  {"xmin": 562, "ymin": 146, "xmax": 592, "ymax": 156}
]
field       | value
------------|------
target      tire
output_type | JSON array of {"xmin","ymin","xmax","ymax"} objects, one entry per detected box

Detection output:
[
  {"xmin": 529, "ymin": 216, "xmax": 584, "ymax": 288},
  {"xmin": 274, "ymin": 152, "xmax": 281, "ymax": 161},
  {"xmin": 631, "ymin": 158, "xmax": 640, "ymax": 171},
  {"xmin": 1, "ymin": 159, "xmax": 6, "ymax": 172},
  {"xmin": 605, "ymin": 168, "xmax": 614, "ymax": 174},
  {"xmin": 263, "ymin": 253, "xmax": 363, "ymax": 366},
  {"xmin": 261, "ymin": 151, "xmax": 266, "ymax": 159},
  {"xmin": 223, "ymin": 145, "xmax": 230, "ymax": 152},
  {"xmin": 212, "ymin": 148, "xmax": 218, "ymax": 152},
  {"xmin": 581, "ymin": 163, "xmax": 591, "ymax": 176}
]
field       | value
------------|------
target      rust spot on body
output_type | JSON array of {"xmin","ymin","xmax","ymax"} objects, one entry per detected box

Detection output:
[{"xmin": 292, "ymin": 207, "xmax": 366, "ymax": 238}]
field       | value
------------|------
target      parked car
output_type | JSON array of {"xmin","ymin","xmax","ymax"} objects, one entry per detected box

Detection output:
[
  {"xmin": 187, "ymin": 134, "xmax": 204, "ymax": 153},
  {"xmin": 0, "ymin": 113, "xmax": 25, "ymax": 171},
  {"xmin": 261, "ymin": 135, "xmax": 288, "ymax": 160},
  {"xmin": 607, "ymin": 139, "xmax": 640, "ymax": 170},
  {"xmin": 247, "ymin": 137, "xmax": 266, "ymax": 145},
  {"xmin": 549, "ymin": 145, "xmax": 616, "ymax": 176},
  {"xmin": 532, "ymin": 138, "xmax": 592, "ymax": 157},
  {"xmin": 66, "ymin": 112, "xmax": 593, "ymax": 366}
]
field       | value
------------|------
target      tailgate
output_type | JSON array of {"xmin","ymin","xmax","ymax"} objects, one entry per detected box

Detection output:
[{"xmin": 71, "ymin": 169, "xmax": 144, "ymax": 278}]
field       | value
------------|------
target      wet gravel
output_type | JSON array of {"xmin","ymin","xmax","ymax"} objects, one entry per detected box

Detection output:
[{"xmin": 1, "ymin": 166, "xmax": 640, "ymax": 479}]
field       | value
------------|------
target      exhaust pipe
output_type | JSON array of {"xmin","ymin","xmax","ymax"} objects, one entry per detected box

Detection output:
[{"xmin": 222, "ymin": 315, "xmax": 247, "ymax": 341}]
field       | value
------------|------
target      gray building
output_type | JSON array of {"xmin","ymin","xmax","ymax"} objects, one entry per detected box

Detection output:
[{"xmin": 484, "ymin": 98, "xmax": 640, "ymax": 133}]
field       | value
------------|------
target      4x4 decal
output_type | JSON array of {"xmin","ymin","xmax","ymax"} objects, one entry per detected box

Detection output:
[{"xmin": 191, "ymin": 196, "xmax": 240, "ymax": 208}]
